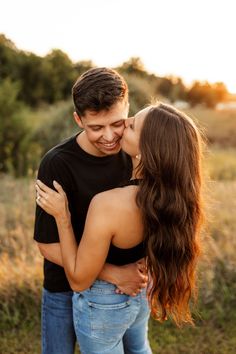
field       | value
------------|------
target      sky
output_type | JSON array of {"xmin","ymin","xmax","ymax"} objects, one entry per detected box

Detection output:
[{"xmin": 1, "ymin": 0, "xmax": 235, "ymax": 93}]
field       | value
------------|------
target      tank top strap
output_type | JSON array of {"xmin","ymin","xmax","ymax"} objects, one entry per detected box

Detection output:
[{"xmin": 121, "ymin": 178, "xmax": 141, "ymax": 187}]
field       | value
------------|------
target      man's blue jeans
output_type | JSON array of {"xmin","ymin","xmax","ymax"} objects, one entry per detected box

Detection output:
[
  {"xmin": 72, "ymin": 280, "xmax": 152, "ymax": 354},
  {"xmin": 41, "ymin": 288, "xmax": 76, "ymax": 354}
]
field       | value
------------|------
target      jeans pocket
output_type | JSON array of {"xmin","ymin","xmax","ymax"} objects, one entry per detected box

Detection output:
[{"xmin": 88, "ymin": 299, "xmax": 131, "ymax": 343}]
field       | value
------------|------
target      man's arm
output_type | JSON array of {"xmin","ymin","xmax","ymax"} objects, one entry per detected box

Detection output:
[
  {"xmin": 37, "ymin": 241, "xmax": 148, "ymax": 296},
  {"xmin": 36, "ymin": 242, "xmax": 63, "ymax": 267}
]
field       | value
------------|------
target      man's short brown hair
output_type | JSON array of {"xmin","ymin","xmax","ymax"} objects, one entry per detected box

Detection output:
[{"xmin": 72, "ymin": 67, "xmax": 128, "ymax": 116}]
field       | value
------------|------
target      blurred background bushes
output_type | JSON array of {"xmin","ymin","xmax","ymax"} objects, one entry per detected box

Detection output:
[{"xmin": 0, "ymin": 33, "xmax": 231, "ymax": 177}]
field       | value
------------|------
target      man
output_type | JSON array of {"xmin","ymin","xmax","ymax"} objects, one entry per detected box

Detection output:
[{"xmin": 34, "ymin": 67, "xmax": 147, "ymax": 354}]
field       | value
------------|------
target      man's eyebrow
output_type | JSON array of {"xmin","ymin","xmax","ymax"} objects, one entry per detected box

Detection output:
[
  {"xmin": 87, "ymin": 124, "xmax": 103, "ymax": 127},
  {"xmin": 87, "ymin": 119, "xmax": 124, "ymax": 127},
  {"xmin": 111, "ymin": 119, "xmax": 125, "ymax": 125}
]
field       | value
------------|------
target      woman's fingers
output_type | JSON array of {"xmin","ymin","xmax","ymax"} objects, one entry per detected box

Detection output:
[
  {"xmin": 136, "ymin": 258, "xmax": 147, "ymax": 274},
  {"xmin": 53, "ymin": 180, "xmax": 65, "ymax": 194},
  {"xmin": 35, "ymin": 187, "xmax": 59, "ymax": 216},
  {"xmin": 36, "ymin": 179, "xmax": 54, "ymax": 193},
  {"xmin": 36, "ymin": 180, "xmax": 63, "ymax": 200},
  {"xmin": 36, "ymin": 194, "xmax": 53, "ymax": 216},
  {"xmin": 36, "ymin": 195, "xmax": 46, "ymax": 208},
  {"xmin": 35, "ymin": 184, "xmax": 49, "ymax": 199},
  {"xmin": 35, "ymin": 180, "xmax": 67, "ymax": 219},
  {"xmin": 36, "ymin": 179, "xmax": 65, "ymax": 196}
]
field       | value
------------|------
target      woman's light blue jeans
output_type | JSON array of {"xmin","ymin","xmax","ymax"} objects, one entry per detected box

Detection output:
[{"xmin": 72, "ymin": 280, "xmax": 152, "ymax": 354}]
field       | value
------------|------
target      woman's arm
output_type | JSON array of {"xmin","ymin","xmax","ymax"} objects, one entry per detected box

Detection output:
[{"xmin": 36, "ymin": 180, "xmax": 113, "ymax": 291}]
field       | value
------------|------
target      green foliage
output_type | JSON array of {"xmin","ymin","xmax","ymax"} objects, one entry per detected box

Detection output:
[
  {"xmin": 157, "ymin": 76, "xmax": 187, "ymax": 103},
  {"xmin": 157, "ymin": 77, "xmax": 173, "ymax": 98},
  {"xmin": 0, "ymin": 34, "xmax": 47, "ymax": 107},
  {"xmin": 0, "ymin": 34, "xmax": 79, "ymax": 107},
  {"xmin": 0, "ymin": 78, "xmax": 31, "ymax": 176},
  {"xmin": 31, "ymin": 100, "xmax": 78, "ymax": 156},
  {"xmin": 0, "ymin": 34, "xmax": 229, "ymax": 111},
  {"xmin": 42, "ymin": 49, "xmax": 76, "ymax": 103},
  {"xmin": 74, "ymin": 60, "xmax": 94, "ymax": 77},
  {"xmin": 0, "ymin": 273, "xmax": 42, "ymax": 354},
  {"xmin": 0, "ymin": 34, "xmax": 234, "ymax": 176},
  {"xmin": 117, "ymin": 57, "xmax": 147, "ymax": 76},
  {"xmin": 0, "ymin": 282, "xmax": 41, "ymax": 331},
  {"xmin": 0, "ymin": 34, "xmax": 19, "ymax": 79},
  {"xmin": 122, "ymin": 73, "xmax": 156, "ymax": 115},
  {"xmin": 16, "ymin": 52, "xmax": 46, "ymax": 106}
]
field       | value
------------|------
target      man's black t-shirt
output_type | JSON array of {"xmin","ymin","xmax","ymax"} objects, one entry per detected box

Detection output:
[{"xmin": 34, "ymin": 133, "xmax": 132, "ymax": 292}]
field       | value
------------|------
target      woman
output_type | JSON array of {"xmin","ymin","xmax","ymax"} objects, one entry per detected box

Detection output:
[{"xmin": 36, "ymin": 103, "xmax": 204, "ymax": 353}]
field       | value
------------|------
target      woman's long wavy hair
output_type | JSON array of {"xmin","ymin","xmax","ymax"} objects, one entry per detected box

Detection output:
[{"xmin": 136, "ymin": 103, "xmax": 204, "ymax": 326}]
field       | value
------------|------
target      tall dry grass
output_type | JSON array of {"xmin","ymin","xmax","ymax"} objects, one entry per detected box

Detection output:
[
  {"xmin": 185, "ymin": 107, "xmax": 236, "ymax": 147},
  {"xmin": 0, "ymin": 158, "xmax": 236, "ymax": 353},
  {"xmin": 0, "ymin": 157, "xmax": 235, "ymax": 300},
  {"xmin": 0, "ymin": 175, "xmax": 43, "ymax": 291}
]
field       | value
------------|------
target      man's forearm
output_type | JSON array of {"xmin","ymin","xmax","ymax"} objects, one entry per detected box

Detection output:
[
  {"xmin": 37, "ymin": 242, "xmax": 63, "ymax": 267},
  {"xmin": 98, "ymin": 263, "xmax": 119, "ymax": 284}
]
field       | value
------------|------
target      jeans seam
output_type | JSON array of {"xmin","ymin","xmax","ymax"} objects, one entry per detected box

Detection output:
[
  {"xmin": 88, "ymin": 300, "xmax": 131, "ymax": 310},
  {"xmin": 42, "ymin": 290, "xmax": 47, "ymax": 353}
]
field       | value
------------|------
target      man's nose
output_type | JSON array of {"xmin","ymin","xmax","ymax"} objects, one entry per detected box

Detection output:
[{"xmin": 103, "ymin": 128, "xmax": 114, "ymax": 141}]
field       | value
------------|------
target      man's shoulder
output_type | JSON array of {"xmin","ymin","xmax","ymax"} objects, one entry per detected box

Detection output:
[
  {"xmin": 40, "ymin": 135, "xmax": 77, "ymax": 166},
  {"xmin": 37, "ymin": 135, "xmax": 79, "ymax": 180}
]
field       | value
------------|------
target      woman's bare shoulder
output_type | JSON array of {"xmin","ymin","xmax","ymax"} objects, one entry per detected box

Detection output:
[{"xmin": 90, "ymin": 185, "xmax": 137, "ymax": 212}]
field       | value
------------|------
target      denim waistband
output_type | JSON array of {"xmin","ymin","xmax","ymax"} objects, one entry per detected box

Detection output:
[
  {"xmin": 88, "ymin": 280, "xmax": 117, "ymax": 294},
  {"xmin": 76, "ymin": 280, "xmax": 147, "ymax": 297}
]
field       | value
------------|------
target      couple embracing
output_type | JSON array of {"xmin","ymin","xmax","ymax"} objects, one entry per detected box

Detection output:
[{"xmin": 34, "ymin": 67, "xmax": 204, "ymax": 354}]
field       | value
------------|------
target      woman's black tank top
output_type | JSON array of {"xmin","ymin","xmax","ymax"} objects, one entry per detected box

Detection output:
[{"xmin": 105, "ymin": 179, "xmax": 145, "ymax": 265}]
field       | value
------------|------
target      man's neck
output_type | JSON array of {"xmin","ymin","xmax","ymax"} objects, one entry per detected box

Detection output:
[{"xmin": 76, "ymin": 131, "xmax": 101, "ymax": 157}]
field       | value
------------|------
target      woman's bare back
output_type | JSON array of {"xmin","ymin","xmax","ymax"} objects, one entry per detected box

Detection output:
[{"xmin": 94, "ymin": 185, "xmax": 144, "ymax": 249}]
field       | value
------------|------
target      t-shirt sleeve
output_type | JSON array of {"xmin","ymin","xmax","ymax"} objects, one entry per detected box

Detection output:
[{"xmin": 33, "ymin": 153, "xmax": 71, "ymax": 244}]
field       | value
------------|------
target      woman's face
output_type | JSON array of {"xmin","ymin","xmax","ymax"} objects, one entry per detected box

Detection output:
[{"xmin": 121, "ymin": 107, "xmax": 150, "ymax": 157}]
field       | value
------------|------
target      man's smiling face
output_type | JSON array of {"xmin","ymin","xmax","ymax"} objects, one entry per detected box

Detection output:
[{"xmin": 75, "ymin": 100, "xmax": 129, "ymax": 156}]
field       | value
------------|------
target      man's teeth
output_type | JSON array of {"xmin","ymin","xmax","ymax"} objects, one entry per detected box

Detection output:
[{"xmin": 102, "ymin": 142, "xmax": 117, "ymax": 147}]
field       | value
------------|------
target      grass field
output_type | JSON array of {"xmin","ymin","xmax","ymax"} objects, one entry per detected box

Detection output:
[{"xmin": 0, "ymin": 107, "xmax": 236, "ymax": 353}]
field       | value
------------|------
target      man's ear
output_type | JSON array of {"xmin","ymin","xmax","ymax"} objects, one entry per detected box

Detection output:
[{"xmin": 73, "ymin": 112, "xmax": 84, "ymax": 129}]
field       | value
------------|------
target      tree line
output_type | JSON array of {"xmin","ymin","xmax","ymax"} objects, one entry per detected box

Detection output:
[{"xmin": 0, "ymin": 34, "xmax": 229, "ymax": 176}]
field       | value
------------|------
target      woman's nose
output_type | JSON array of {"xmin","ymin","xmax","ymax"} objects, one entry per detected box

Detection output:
[{"xmin": 125, "ymin": 117, "xmax": 133, "ymax": 128}]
